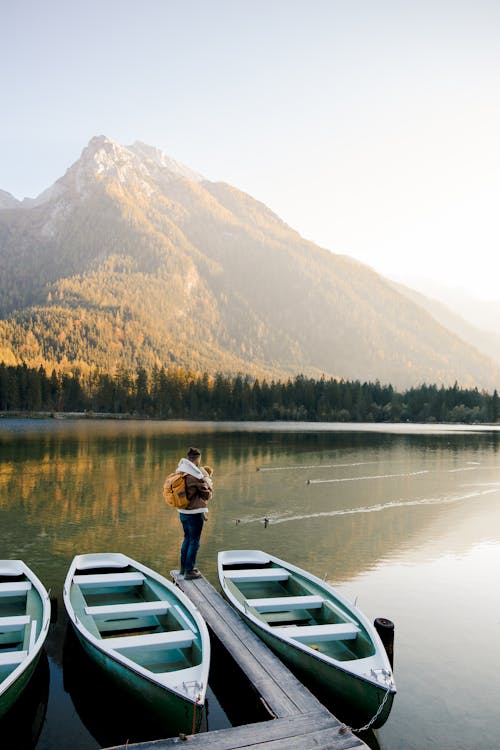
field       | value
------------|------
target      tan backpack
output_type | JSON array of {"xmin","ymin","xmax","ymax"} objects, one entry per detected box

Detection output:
[{"xmin": 163, "ymin": 472, "xmax": 189, "ymax": 509}]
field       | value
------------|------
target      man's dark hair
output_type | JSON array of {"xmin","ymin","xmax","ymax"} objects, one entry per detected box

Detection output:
[{"xmin": 187, "ymin": 447, "xmax": 201, "ymax": 460}]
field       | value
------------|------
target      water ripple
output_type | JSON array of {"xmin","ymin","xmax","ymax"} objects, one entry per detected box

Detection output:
[
  {"xmin": 240, "ymin": 487, "xmax": 499, "ymax": 526},
  {"xmin": 306, "ymin": 470, "xmax": 429, "ymax": 484}
]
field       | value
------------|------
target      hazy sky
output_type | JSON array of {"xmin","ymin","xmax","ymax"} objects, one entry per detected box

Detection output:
[{"xmin": 2, "ymin": 0, "xmax": 500, "ymax": 301}]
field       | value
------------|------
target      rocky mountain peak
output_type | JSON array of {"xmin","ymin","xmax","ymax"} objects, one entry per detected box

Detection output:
[
  {"xmin": 0, "ymin": 190, "xmax": 20, "ymax": 209},
  {"xmin": 128, "ymin": 141, "xmax": 204, "ymax": 183},
  {"xmin": 47, "ymin": 135, "xmax": 204, "ymax": 204},
  {"xmin": 0, "ymin": 137, "xmax": 205, "ymax": 213}
]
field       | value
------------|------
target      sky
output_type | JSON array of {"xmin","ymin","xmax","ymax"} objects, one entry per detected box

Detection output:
[{"xmin": 2, "ymin": 0, "xmax": 500, "ymax": 302}]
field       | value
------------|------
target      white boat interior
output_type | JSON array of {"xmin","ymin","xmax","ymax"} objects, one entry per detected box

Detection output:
[
  {"xmin": 0, "ymin": 562, "xmax": 49, "ymax": 693},
  {"xmin": 219, "ymin": 553, "xmax": 374, "ymax": 663},
  {"xmin": 66, "ymin": 554, "xmax": 207, "ymax": 695}
]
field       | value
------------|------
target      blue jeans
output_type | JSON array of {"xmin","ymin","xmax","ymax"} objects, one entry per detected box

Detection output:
[{"xmin": 179, "ymin": 513, "xmax": 205, "ymax": 572}]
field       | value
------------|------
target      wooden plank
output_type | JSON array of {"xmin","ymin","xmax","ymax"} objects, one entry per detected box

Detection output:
[
  {"xmin": 85, "ymin": 601, "xmax": 171, "ymax": 618},
  {"xmin": 223, "ymin": 568, "xmax": 290, "ymax": 582},
  {"xmin": 175, "ymin": 575, "xmax": 322, "ymax": 717},
  {"xmin": 0, "ymin": 615, "xmax": 30, "ymax": 631},
  {"xmin": 272, "ymin": 623, "xmax": 360, "ymax": 641},
  {"xmin": 246, "ymin": 595, "xmax": 323, "ymax": 611},
  {"xmin": 73, "ymin": 572, "xmax": 144, "ymax": 587},
  {"xmin": 106, "ymin": 629, "xmax": 195, "ymax": 650},
  {"xmin": 107, "ymin": 711, "xmax": 366, "ymax": 749},
  {"xmin": 0, "ymin": 581, "xmax": 31, "ymax": 597}
]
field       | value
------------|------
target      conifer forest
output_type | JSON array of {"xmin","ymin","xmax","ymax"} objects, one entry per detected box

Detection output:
[{"xmin": 1, "ymin": 362, "xmax": 498, "ymax": 424}]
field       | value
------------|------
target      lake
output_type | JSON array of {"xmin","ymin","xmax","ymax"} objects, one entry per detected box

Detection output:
[{"xmin": 1, "ymin": 418, "xmax": 500, "ymax": 749}]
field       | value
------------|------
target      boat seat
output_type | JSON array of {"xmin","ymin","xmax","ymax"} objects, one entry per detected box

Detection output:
[
  {"xmin": 0, "ymin": 582, "xmax": 31, "ymax": 597},
  {"xmin": 0, "ymin": 615, "xmax": 30, "ymax": 632},
  {"xmin": 262, "ymin": 610, "xmax": 312, "ymax": 624},
  {"xmin": 85, "ymin": 601, "xmax": 171, "ymax": 618},
  {"xmin": 73, "ymin": 572, "xmax": 145, "ymax": 588},
  {"xmin": 272, "ymin": 622, "xmax": 360, "ymax": 642},
  {"xmin": 0, "ymin": 650, "xmax": 28, "ymax": 666},
  {"xmin": 108, "ymin": 629, "xmax": 196, "ymax": 651},
  {"xmin": 224, "ymin": 567, "xmax": 290, "ymax": 583},
  {"xmin": 246, "ymin": 595, "xmax": 323, "ymax": 612}
]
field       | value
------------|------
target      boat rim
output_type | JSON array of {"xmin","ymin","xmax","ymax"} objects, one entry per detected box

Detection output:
[
  {"xmin": 217, "ymin": 549, "xmax": 396, "ymax": 693},
  {"xmin": 0, "ymin": 560, "xmax": 51, "ymax": 699},
  {"xmin": 63, "ymin": 553, "xmax": 210, "ymax": 705}
]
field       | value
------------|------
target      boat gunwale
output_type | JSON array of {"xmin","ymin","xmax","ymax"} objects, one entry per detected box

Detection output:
[
  {"xmin": 0, "ymin": 560, "xmax": 51, "ymax": 702},
  {"xmin": 217, "ymin": 549, "xmax": 396, "ymax": 694},
  {"xmin": 63, "ymin": 553, "xmax": 210, "ymax": 705}
]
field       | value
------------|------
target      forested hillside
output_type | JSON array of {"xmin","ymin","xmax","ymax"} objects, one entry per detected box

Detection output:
[
  {"xmin": 1, "ymin": 363, "xmax": 498, "ymax": 424},
  {"xmin": 1, "ymin": 136, "xmax": 499, "ymax": 390}
]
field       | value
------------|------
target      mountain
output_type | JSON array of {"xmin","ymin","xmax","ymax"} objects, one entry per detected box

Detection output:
[
  {"xmin": 0, "ymin": 190, "xmax": 19, "ymax": 209},
  {"xmin": 0, "ymin": 135, "xmax": 499, "ymax": 390},
  {"xmin": 391, "ymin": 281, "xmax": 500, "ymax": 369}
]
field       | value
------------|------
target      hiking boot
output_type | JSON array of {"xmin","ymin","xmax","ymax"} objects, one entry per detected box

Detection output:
[
  {"xmin": 180, "ymin": 569, "xmax": 186, "ymax": 576},
  {"xmin": 184, "ymin": 569, "xmax": 202, "ymax": 579}
]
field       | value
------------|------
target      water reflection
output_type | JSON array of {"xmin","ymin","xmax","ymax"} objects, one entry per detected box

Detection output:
[
  {"xmin": 1, "ymin": 420, "xmax": 500, "ymax": 749},
  {"xmin": 0, "ymin": 650, "xmax": 50, "ymax": 749},
  {"xmin": 1, "ymin": 422, "xmax": 500, "ymax": 586}
]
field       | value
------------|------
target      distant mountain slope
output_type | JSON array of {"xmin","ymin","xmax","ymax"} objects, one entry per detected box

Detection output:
[
  {"xmin": 1, "ymin": 135, "xmax": 500, "ymax": 390},
  {"xmin": 391, "ymin": 281, "xmax": 500, "ymax": 369}
]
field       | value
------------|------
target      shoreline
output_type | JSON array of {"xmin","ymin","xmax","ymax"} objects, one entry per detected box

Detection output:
[{"xmin": 0, "ymin": 410, "xmax": 499, "ymax": 428}]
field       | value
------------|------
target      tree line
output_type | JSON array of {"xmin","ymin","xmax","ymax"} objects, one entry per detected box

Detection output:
[{"xmin": 0, "ymin": 362, "xmax": 499, "ymax": 424}]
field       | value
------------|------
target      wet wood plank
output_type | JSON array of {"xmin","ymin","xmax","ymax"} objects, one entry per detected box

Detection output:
[
  {"xmin": 109, "ymin": 712, "xmax": 366, "ymax": 749},
  {"xmin": 173, "ymin": 572, "xmax": 327, "ymax": 717}
]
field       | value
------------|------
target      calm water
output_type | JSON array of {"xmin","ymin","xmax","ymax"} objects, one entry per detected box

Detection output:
[{"xmin": 1, "ymin": 419, "xmax": 500, "ymax": 749}]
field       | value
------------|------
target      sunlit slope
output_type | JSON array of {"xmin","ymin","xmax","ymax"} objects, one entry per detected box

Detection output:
[{"xmin": 0, "ymin": 135, "xmax": 499, "ymax": 389}]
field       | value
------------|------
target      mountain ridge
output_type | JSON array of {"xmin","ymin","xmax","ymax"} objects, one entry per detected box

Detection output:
[{"xmin": 1, "ymin": 135, "xmax": 499, "ymax": 390}]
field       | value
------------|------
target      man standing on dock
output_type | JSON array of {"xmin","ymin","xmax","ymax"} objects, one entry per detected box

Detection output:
[{"xmin": 176, "ymin": 447, "xmax": 213, "ymax": 579}]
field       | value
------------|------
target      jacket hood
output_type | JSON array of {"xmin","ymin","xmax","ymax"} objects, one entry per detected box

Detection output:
[{"xmin": 177, "ymin": 458, "xmax": 204, "ymax": 479}]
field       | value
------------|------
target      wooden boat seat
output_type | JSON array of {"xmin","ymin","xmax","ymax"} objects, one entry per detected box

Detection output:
[
  {"xmin": 246, "ymin": 595, "xmax": 323, "ymax": 612},
  {"xmin": 262, "ymin": 610, "xmax": 312, "ymax": 624},
  {"xmin": 73, "ymin": 572, "xmax": 145, "ymax": 588},
  {"xmin": 224, "ymin": 568, "xmax": 290, "ymax": 583},
  {"xmin": 107, "ymin": 629, "xmax": 195, "ymax": 651},
  {"xmin": 0, "ymin": 650, "xmax": 28, "ymax": 666},
  {"xmin": 272, "ymin": 622, "xmax": 360, "ymax": 642},
  {"xmin": 0, "ymin": 615, "xmax": 30, "ymax": 632},
  {"xmin": 85, "ymin": 601, "xmax": 171, "ymax": 618},
  {"xmin": 0, "ymin": 581, "xmax": 32, "ymax": 597}
]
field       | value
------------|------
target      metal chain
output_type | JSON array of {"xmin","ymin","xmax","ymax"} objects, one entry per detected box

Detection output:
[{"xmin": 338, "ymin": 684, "xmax": 392, "ymax": 735}]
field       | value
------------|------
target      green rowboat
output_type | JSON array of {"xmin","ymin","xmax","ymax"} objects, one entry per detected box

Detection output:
[
  {"xmin": 218, "ymin": 549, "xmax": 396, "ymax": 729},
  {"xmin": 0, "ymin": 561, "xmax": 51, "ymax": 718},
  {"xmin": 63, "ymin": 553, "xmax": 210, "ymax": 734}
]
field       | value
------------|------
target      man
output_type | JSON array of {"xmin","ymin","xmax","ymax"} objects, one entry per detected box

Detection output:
[{"xmin": 176, "ymin": 447, "xmax": 213, "ymax": 579}]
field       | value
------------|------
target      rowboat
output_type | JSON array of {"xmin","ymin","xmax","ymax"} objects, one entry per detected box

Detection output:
[
  {"xmin": 0, "ymin": 560, "xmax": 51, "ymax": 718},
  {"xmin": 63, "ymin": 553, "xmax": 210, "ymax": 733},
  {"xmin": 218, "ymin": 549, "xmax": 396, "ymax": 729}
]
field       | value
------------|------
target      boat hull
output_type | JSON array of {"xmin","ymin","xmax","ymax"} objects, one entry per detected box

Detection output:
[
  {"xmin": 218, "ymin": 550, "xmax": 396, "ymax": 729},
  {"xmin": 240, "ymin": 609, "xmax": 394, "ymax": 728},
  {"xmin": 0, "ymin": 653, "xmax": 41, "ymax": 718},
  {"xmin": 63, "ymin": 553, "xmax": 209, "ymax": 736},
  {"xmin": 0, "ymin": 561, "xmax": 51, "ymax": 719},
  {"xmin": 73, "ymin": 627, "xmax": 205, "ymax": 734}
]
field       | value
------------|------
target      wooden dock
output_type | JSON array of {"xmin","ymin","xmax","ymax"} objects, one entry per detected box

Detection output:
[{"xmin": 108, "ymin": 572, "xmax": 369, "ymax": 750}]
